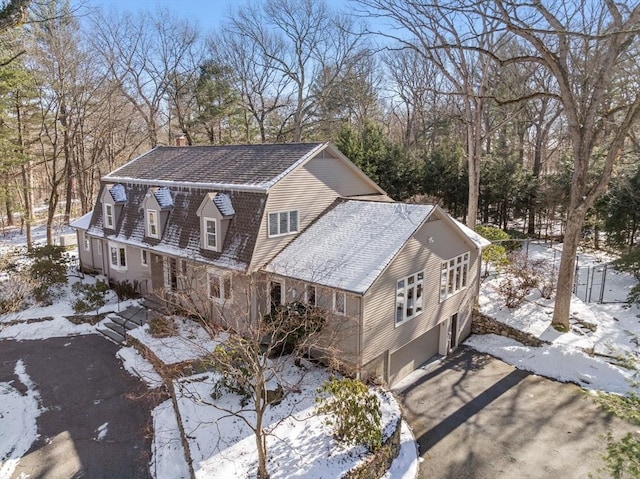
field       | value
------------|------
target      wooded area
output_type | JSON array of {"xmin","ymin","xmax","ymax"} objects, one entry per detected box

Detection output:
[{"xmin": 0, "ymin": 0, "xmax": 639, "ymax": 329}]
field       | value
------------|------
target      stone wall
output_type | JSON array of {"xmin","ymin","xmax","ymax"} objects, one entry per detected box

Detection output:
[
  {"xmin": 472, "ymin": 309, "xmax": 550, "ymax": 347},
  {"xmin": 342, "ymin": 417, "xmax": 403, "ymax": 479}
]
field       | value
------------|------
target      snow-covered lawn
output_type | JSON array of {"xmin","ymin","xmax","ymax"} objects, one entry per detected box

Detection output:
[
  {"xmin": 468, "ymin": 241, "xmax": 640, "ymax": 395},
  {"xmin": 0, "ymin": 225, "xmax": 417, "ymax": 478}
]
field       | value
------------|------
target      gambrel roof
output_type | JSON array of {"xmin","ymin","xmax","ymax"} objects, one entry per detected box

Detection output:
[
  {"xmin": 87, "ymin": 183, "xmax": 265, "ymax": 272},
  {"xmin": 104, "ymin": 143, "xmax": 327, "ymax": 190}
]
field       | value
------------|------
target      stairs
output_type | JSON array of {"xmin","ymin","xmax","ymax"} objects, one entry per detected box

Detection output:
[{"xmin": 97, "ymin": 305, "xmax": 148, "ymax": 345}]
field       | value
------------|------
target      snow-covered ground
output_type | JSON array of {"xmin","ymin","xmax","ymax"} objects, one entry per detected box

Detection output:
[
  {"xmin": 468, "ymin": 241, "xmax": 640, "ymax": 395},
  {"xmin": 0, "ymin": 224, "xmax": 417, "ymax": 479},
  {"xmin": 3, "ymin": 223, "xmax": 640, "ymax": 478}
]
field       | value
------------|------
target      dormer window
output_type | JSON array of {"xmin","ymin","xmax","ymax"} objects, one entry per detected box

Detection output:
[
  {"xmin": 204, "ymin": 217, "xmax": 218, "ymax": 251},
  {"xmin": 197, "ymin": 192, "xmax": 234, "ymax": 253},
  {"xmin": 147, "ymin": 209, "xmax": 159, "ymax": 238},
  {"xmin": 104, "ymin": 204, "xmax": 114, "ymax": 229},
  {"xmin": 268, "ymin": 210, "xmax": 298, "ymax": 237}
]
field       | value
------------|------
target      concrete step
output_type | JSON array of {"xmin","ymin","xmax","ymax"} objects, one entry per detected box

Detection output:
[
  {"xmin": 110, "ymin": 315, "xmax": 139, "ymax": 330},
  {"xmin": 102, "ymin": 321, "xmax": 128, "ymax": 337},
  {"xmin": 97, "ymin": 326, "xmax": 126, "ymax": 345}
]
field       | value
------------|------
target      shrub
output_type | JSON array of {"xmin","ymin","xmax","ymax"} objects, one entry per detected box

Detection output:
[
  {"xmin": 72, "ymin": 280, "xmax": 110, "ymax": 314},
  {"xmin": 497, "ymin": 253, "xmax": 553, "ymax": 307},
  {"xmin": 475, "ymin": 226, "xmax": 510, "ymax": 277},
  {"xmin": 263, "ymin": 302, "xmax": 326, "ymax": 356},
  {"xmin": 316, "ymin": 377, "xmax": 382, "ymax": 452},
  {"xmin": 27, "ymin": 245, "xmax": 69, "ymax": 304},
  {"xmin": 209, "ymin": 340, "xmax": 254, "ymax": 402},
  {"xmin": 112, "ymin": 279, "xmax": 141, "ymax": 301},
  {"xmin": 147, "ymin": 315, "xmax": 178, "ymax": 338}
]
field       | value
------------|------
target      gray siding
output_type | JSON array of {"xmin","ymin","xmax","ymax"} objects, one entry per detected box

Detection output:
[
  {"xmin": 249, "ymin": 155, "xmax": 381, "ymax": 271},
  {"xmin": 361, "ymin": 215, "xmax": 480, "ymax": 368}
]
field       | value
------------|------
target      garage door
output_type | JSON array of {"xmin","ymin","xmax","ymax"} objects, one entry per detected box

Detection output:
[{"xmin": 389, "ymin": 327, "xmax": 440, "ymax": 384}]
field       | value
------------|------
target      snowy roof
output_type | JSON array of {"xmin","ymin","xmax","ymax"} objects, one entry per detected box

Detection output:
[
  {"xmin": 213, "ymin": 193, "xmax": 235, "ymax": 216},
  {"xmin": 154, "ymin": 187, "xmax": 174, "ymax": 208},
  {"xmin": 109, "ymin": 184, "xmax": 127, "ymax": 203},
  {"xmin": 104, "ymin": 143, "xmax": 327, "ymax": 190},
  {"xmin": 70, "ymin": 211, "xmax": 93, "ymax": 230},
  {"xmin": 266, "ymin": 200, "xmax": 434, "ymax": 294},
  {"xmin": 453, "ymin": 220, "xmax": 491, "ymax": 249}
]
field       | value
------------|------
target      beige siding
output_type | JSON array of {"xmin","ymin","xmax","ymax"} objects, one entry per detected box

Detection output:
[
  {"xmin": 104, "ymin": 242, "xmax": 153, "ymax": 289},
  {"xmin": 249, "ymin": 155, "xmax": 381, "ymax": 271},
  {"xmin": 361, "ymin": 216, "xmax": 481, "ymax": 368}
]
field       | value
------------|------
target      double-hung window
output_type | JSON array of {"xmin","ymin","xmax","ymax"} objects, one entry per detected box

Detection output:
[
  {"xmin": 147, "ymin": 209, "xmax": 159, "ymax": 238},
  {"xmin": 396, "ymin": 271, "xmax": 424, "ymax": 325},
  {"xmin": 104, "ymin": 204, "xmax": 114, "ymax": 229},
  {"xmin": 268, "ymin": 210, "xmax": 299, "ymax": 237},
  {"xmin": 109, "ymin": 243, "xmax": 127, "ymax": 271},
  {"xmin": 208, "ymin": 272, "xmax": 231, "ymax": 302},
  {"xmin": 83, "ymin": 232, "xmax": 90, "ymax": 252},
  {"xmin": 141, "ymin": 249, "xmax": 148, "ymax": 267},
  {"xmin": 203, "ymin": 218, "xmax": 218, "ymax": 251},
  {"xmin": 440, "ymin": 252, "xmax": 470, "ymax": 300}
]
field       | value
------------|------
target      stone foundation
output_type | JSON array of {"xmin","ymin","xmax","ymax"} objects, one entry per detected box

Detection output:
[
  {"xmin": 472, "ymin": 309, "xmax": 550, "ymax": 347},
  {"xmin": 342, "ymin": 417, "xmax": 402, "ymax": 479}
]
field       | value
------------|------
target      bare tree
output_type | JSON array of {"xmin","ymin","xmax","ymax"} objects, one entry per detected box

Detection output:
[
  {"xmin": 90, "ymin": 8, "xmax": 201, "ymax": 148},
  {"xmin": 156, "ymin": 266, "xmax": 357, "ymax": 479},
  {"xmin": 487, "ymin": 1, "xmax": 640, "ymax": 330},
  {"xmin": 227, "ymin": 0, "xmax": 368, "ymax": 142}
]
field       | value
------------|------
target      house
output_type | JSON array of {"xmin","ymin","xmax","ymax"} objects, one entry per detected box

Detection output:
[{"xmin": 72, "ymin": 142, "xmax": 489, "ymax": 384}]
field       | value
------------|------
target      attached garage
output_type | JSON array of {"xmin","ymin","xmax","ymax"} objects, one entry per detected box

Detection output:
[{"xmin": 389, "ymin": 326, "xmax": 440, "ymax": 384}]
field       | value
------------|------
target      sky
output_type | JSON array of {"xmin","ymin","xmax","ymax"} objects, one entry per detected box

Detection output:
[{"xmin": 80, "ymin": 0, "xmax": 356, "ymax": 35}]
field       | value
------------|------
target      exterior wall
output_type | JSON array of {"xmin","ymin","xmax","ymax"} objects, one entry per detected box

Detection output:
[
  {"xmin": 249, "ymin": 154, "xmax": 382, "ymax": 271},
  {"xmin": 104, "ymin": 241, "xmax": 153, "ymax": 290},
  {"xmin": 361, "ymin": 214, "xmax": 481, "ymax": 383}
]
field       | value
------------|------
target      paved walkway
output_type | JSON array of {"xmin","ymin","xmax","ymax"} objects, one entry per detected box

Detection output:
[
  {"xmin": 0, "ymin": 334, "xmax": 160, "ymax": 478},
  {"xmin": 399, "ymin": 347, "xmax": 632, "ymax": 479}
]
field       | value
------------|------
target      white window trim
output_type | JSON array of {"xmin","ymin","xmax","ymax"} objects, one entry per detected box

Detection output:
[
  {"xmin": 208, "ymin": 270, "xmax": 232, "ymax": 303},
  {"xmin": 141, "ymin": 249, "xmax": 149, "ymax": 267},
  {"xmin": 203, "ymin": 217, "xmax": 218, "ymax": 251},
  {"xmin": 147, "ymin": 209, "xmax": 159, "ymax": 239},
  {"xmin": 440, "ymin": 252, "xmax": 470, "ymax": 301},
  {"xmin": 108, "ymin": 242, "xmax": 127, "ymax": 271},
  {"xmin": 83, "ymin": 232, "xmax": 90, "ymax": 252},
  {"xmin": 104, "ymin": 203, "xmax": 114, "ymax": 229},
  {"xmin": 396, "ymin": 271, "xmax": 425, "ymax": 326},
  {"xmin": 267, "ymin": 210, "xmax": 299, "ymax": 238},
  {"xmin": 333, "ymin": 291, "xmax": 346, "ymax": 316},
  {"xmin": 97, "ymin": 242, "xmax": 102, "ymax": 256}
]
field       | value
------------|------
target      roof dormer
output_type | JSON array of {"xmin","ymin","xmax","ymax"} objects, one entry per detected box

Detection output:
[
  {"xmin": 101, "ymin": 183, "xmax": 127, "ymax": 231},
  {"xmin": 142, "ymin": 187, "xmax": 173, "ymax": 240},
  {"xmin": 197, "ymin": 192, "xmax": 234, "ymax": 252}
]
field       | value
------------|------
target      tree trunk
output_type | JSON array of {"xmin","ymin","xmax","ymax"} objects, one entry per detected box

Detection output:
[{"xmin": 551, "ymin": 208, "xmax": 586, "ymax": 331}]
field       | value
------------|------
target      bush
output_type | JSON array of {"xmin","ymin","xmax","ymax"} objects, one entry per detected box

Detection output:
[
  {"xmin": 316, "ymin": 378, "xmax": 382, "ymax": 452},
  {"xmin": 27, "ymin": 245, "xmax": 69, "ymax": 304},
  {"xmin": 147, "ymin": 315, "xmax": 177, "ymax": 338},
  {"xmin": 263, "ymin": 302, "xmax": 326, "ymax": 356},
  {"xmin": 72, "ymin": 280, "xmax": 110, "ymax": 314},
  {"xmin": 595, "ymin": 393, "xmax": 640, "ymax": 478},
  {"xmin": 497, "ymin": 253, "xmax": 554, "ymax": 307},
  {"xmin": 209, "ymin": 340, "xmax": 255, "ymax": 402},
  {"xmin": 112, "ymin": 279, "xmax": 141, "ymax": 301}
]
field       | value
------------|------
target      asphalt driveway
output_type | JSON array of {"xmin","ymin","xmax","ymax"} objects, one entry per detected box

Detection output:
[
  {"xmin": 399, "ymin": 347, "xmax": 632, "ymax": 479},
  {"xmin": 0, "ymin": 334, "xmax": 160, "ymax": 478}
]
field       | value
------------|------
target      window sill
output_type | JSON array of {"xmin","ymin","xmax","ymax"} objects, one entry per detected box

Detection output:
[
  {"xmin": 267, "ymin": 231, "xmax": 298, "ymax": 239},
  {"xmin": 395, "ymin": 311, "xmax": 423, "ymax": 328}
]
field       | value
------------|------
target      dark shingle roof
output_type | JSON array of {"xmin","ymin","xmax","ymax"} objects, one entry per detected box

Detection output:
[
  {"xmin": 88, "ymin": 183, "xmax": 266, "ymax": 272},
  {"xmin": 105, "ymin": 143, "xmax": 326, "ymax": 189}
]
